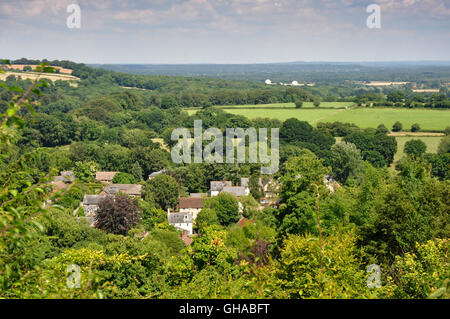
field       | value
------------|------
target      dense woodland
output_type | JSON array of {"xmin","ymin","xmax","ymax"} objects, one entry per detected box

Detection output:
[{"xmin": 0, "ymin": 60, "xmax": 448, "ymax": 299}]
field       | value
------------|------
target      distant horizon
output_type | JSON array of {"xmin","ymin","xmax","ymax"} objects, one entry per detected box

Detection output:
[{"xmin": 6, "ymin": 58, "xmax": 450, "ymax": 66}]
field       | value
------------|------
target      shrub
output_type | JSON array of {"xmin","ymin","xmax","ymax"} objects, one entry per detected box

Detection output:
[
  {"xmin": 411, "ymin": 123, "xmax": 421, "ymax": 132},
  {"xmin": 392, "ymin": 121, "xmax": 403, "ymax": 132}
]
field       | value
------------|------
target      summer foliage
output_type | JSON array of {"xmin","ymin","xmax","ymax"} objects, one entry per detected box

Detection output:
[{"xmin": 0, "ymin": 59, "xmax": 448, "ymax": 299}]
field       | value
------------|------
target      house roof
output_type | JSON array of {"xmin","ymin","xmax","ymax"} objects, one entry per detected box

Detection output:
[
  {"xmin": 52, "ymin": 180, "xmax": 68, "ymax": 192},
  {"xmin": 222, "ymin": 186, "xmax": 247, "ymax": 197},
  {"xmin": 103, "ymin": 184, "xmax": 142, "ymax": 195},
  {"xmin": 83, "ymin": 194, "xmax": 107, "ymax": 205},
  {"xmin": 240, "ymin": 177, "xmax": 249, "ymax": 188},
  {"xmin": 168, "ymin": 212, "xmax": 193, "ymax": 224},
  {"xmin": 210, "ymin": 180, "xmax": 232, "ymax": 192},
  {"xmin": 180, "ymin": 231, "xmax": 193, "ymax": 246},
  {"xmin": 179, "ymin": 197, "xmax": 203, "ymax": 209},
  {"xmin": 96, "ymin": 171, "xmax": 118, "ymax": 181}
]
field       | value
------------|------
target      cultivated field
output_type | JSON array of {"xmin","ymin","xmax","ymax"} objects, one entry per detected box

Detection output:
[{"xmin": 218, "ymin": 107, "xmax": 450, "ymax": 131}]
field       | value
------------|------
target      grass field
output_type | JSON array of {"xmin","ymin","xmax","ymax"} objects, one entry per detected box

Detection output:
[
  {"xmin": 337, "ymin": 135, "xmax": 442, "ymax": 164},
  {"xmin": 217, "ymin": 107, "xmax": 450, "ymax": 131},
  {"xmin": 393, "ymin": 136, "xmax": 442, "ymax": 162}
]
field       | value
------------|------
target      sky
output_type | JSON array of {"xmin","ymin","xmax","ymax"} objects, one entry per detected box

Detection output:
[{"xmin": 0, "ymin": 0, "xmax": 449, "ymax": 64}]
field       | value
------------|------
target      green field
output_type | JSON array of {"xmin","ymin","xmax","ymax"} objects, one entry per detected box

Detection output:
[
  {"xmin": 394, "ymin": 136, "xmax": 442, "ymax": 162},
  {"xmin": 218, "ymin": 107, "xmax": 450, "ymax": 131},
  {"xmin": 336, "ymin": 136, "xmax": 442, "ymax": 164}
]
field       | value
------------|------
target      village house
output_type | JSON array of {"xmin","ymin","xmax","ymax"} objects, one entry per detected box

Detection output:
[
  {"xmin": 179, "ymin": 197, "xmax": 204, "ymax": 220},
  {"xmin": 210, "ymin": 178, "xmax": 250, "ymax": 197},
  {"xmin": 50, "ymin": 180, "xmax": 69, "ymax": 193},
  {"xmin": 167, "ymin": 211, "xmax": 193, "ymax": 236},
  {"xmin": 210, "ymin": 180, "xmax": 232, "ymax": 197},
  {"xmin": 95, "ymin": 171, "xmax": 118, "ymax": 184},
  {"xmin": 82, "ymin": 194, "xmax": 108, "ymax": 226},
  {"xmin": 53, "ymin": 170, "xmax": 75, "ymax": 183},
  {"xmin": 100, "ymin": 184, "xmax": 142, "ymax": 197}
]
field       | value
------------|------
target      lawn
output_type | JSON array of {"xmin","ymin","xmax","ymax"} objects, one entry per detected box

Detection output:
[{"xmin": 220, "ymin": 107, "xmax": 450, "ymax": 131}]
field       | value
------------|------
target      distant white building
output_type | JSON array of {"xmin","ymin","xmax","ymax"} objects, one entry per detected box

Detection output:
[{"xmin": 265, "ymin": 79, "xmax": 272, "ymax": 85}]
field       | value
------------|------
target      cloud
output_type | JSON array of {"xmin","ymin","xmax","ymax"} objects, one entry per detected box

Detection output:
[{"xmin": 0, "ymin": 0, "xmax": 448, "ymax": 63}]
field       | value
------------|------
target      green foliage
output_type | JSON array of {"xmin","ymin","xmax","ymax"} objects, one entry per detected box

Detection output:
[
  {"xmin": 204, "ymin": 192, "xmax": 240, "ymax": 226},
  {"xmin": 277, "ymin": 150, "xmax": 331, "ymax": 236},
  {"xmin": 276, "ymin": 231, "xmax": 374, "ymax": 298},
  {"xmin": 131, "ymin": 162, "xmax": 143, "ymax": 181},
  {"xmin": 330, "ymin": 142, "xmax": 364, "ymax": 185},
  {"xmin": 404, "ymin": 139, "xmax": 427, "ymax": 157},
  {"xmin": 74, "ymin": 161, "xmax": 98, "ymax": 182},
  {"xmin": 390, "ymin": 239, "xmax": 449, "ymax": 299},
  {"xmin": 195, "ymin": 208, "xmax": 219, "ymax": 231},
  {"xmin": 411, "ymin": 123, "xmax": 421, "ymax": 132},
  {"xmin": 143, "ymin": 174, "xmax": 179, "ymax": 210},
  {"xmin": 112, "ymin": 172, "xmax": 136, "ymax": 184},
  {"xmin": 392, "ymin": 121, "xmax": 403, "ymax": 132},
  {"xmin": 437, "ymin": 135, "xmax": 450, "ymax": 154}
]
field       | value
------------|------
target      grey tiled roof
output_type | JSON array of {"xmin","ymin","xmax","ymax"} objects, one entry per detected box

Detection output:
[
  {"xmin": 83, "ymin": 194, "xmax": 106, "ymax": 205},
  {"xmin": 221, "ymin": 186, "xmax": 247, "ymax": 197},
  {"xmin": 240, "ymin": 178, "xmax": 249, "ymax": 188},
  {"xmin": 103, "ymin": 184, "xmax": 142, "ymax": 195},
  {"xmin": 210, "ymin": 181, "xmax": 232, "ymax": 191}
]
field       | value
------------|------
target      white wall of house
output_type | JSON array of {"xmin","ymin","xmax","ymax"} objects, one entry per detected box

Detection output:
[
  {"xmin": 180, "ymin": 207, "xmax": 202, "ymax": 220},
  {"xmin": 211, "ymin": 190, "xmax": 219, "ymax": 197},
  {"xmin": 173, "ymin": 222, "xmax": 193, "ymax": 236}
]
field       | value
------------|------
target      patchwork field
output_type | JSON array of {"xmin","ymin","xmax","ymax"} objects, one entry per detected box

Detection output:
[{"xmin": 218, "ymin": 107, "xmax": 450, "ymax": 131}]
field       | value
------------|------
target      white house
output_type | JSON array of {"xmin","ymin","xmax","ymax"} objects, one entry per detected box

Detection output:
[
  {"xmin": 167, "ymin": 211, "xmax": 193, "ymax": 236},
  {"xmin": 179, "ymin": 197, "xmax": 204, "ymax": 221}
]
